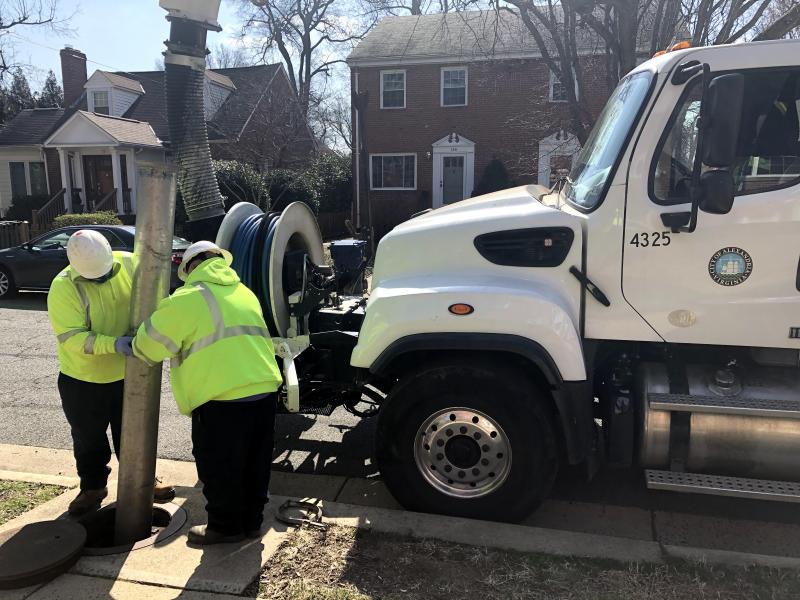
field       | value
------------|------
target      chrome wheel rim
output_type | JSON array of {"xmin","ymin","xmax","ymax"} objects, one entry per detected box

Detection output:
[
  {"xmin": 413, "ymin": 407, "xmax": 512, "ymax": 498},
  {"xmin": 0, "ymin": 271, "xmax": 8, "ymax": 297}
]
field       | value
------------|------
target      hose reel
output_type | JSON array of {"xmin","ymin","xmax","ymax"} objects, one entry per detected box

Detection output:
[{"xmin": 216, "ymin": 201, "xmax": 326, "ymax": 338}]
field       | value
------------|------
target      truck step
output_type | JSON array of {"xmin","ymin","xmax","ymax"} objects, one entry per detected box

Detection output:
[
  {"xmin": 645, "ymin": 469, "xmax": 800, "ymax": 503},
  {"xmin": 649, "ymin": 392, "xmax": 800, "ymax": 419}
]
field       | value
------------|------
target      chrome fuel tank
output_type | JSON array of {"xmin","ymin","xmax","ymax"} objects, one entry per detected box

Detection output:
[{"xmin": 639, "ymin": 362, "xmax": 800, "ymax": 480}]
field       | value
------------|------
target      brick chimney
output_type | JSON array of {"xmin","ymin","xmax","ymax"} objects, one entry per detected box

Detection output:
[{"xmin": 60, "ymin": 46, "xmax": 87, "ymax": 108}]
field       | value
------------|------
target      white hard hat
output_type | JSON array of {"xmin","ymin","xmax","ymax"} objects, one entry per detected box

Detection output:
[
  {"xmin": 178, "ymin": 240, "xmax": 233, "ymax": 281},
  {"xmin": 66, "ymin": 230, "xmax": 114, "ymax": 280}
]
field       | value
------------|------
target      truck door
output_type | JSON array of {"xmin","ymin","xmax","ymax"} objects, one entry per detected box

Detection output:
[{"xmin": 622, "ymin": 59, "xmax": 800, "ymax": 349}]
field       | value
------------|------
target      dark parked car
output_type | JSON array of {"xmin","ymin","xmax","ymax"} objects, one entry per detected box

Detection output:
[{"xmin": 0, "ymin": 225, "xmax": 191, "ymax": 299}]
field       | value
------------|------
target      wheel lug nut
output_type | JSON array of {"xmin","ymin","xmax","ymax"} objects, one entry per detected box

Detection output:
[
  {"xmin": 436, "ymin": 453, "xmax": 444, "ymax": 460},
  {"xmin": 458, "ymin": 471, "xmax": 465, "ymax": 478},
  {"xmin": 481, "ymin": 458, "xmax": 489, "ymax": 466},
  {"xmin": 437, "ymin": 439, "xmax": 444, "ymax": 447},
  {"xmin": 473, "ymin": 432, "xmax": 481, "ymax": 440},
  {"xmin": 444, "ymin": 465, "xmax": 452, "ymax": 473},
  {"xmin": 459, "ymin": 426, "xmax": 467, "ymax": 434},
  {"xmin": 472, "ymin": 468, "xmax": 480, "ymax": 476},
  {"xmin": 446, "ymin": 429, "xmax": 454, "ymax": 437},
  {"xmin": 482, "ymin": 444, "xmax": 489, "ymax": 452},
  {"xmin": 497, "ymin": 453, "xmax": 503, "ymax": 459}
]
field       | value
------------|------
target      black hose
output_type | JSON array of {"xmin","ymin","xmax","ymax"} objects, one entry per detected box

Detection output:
[{"xmin": 164, "ymin": 20, "xmax": 225, "ymax": 225}]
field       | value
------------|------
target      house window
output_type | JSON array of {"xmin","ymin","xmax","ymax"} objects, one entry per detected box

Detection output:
[
  {"xmin": 549, "ymin": 70, "xmax": 567, "ymax": 103},
  {"xmin": 93, "ymin": 91, "xmax": 110, "ymax": 114},
  {"xmin": 29, "ymin": 162, "xmax": 47, "ymax": 196},
  {"xmin": 441, "ymin": 67, "xmax": 467, "ymax": 106},
  {"xmin": 9, "ymin": 162, "xmax": 27, "ymax": 198},
  {"xmin": 370, "ymin": 154, "xmax": 416, "ymax": 190},
  {"xmin": 380, "ymin": 71, "xmax": 405, "ymax": 109}
]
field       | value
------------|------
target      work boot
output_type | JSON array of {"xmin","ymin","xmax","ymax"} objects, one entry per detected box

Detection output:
[
  {"xmin": 153, "ymin": 477, "xmax": 175, "ymax": 503},
  {"xmin": 68, "ymin": 488, "xmax": 108, "ymax": 516},
  {"xmin": 187, "ymin": 525, "xmax": 245, "ymax": 546}
]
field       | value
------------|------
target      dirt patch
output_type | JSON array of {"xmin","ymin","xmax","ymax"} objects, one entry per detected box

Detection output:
[
  {"xmin": 0, "ymin": 480, "xmax": 64, "ymax": 526},
  {"xmin": 251, "ymin": 525, "xmax": 800, "ymax": 600}
]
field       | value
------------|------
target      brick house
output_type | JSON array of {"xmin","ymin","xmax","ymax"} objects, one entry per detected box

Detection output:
[
  {"xmin": 348, "ymin": 11, "xmax": 626, "ymax": 237},
  {"xmin": 0, "ymin": 47, "xmax": 315, "ymax": 232}
]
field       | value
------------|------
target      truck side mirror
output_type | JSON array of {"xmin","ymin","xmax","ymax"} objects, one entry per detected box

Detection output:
[
  {"xmin": 699, "ymin": 169, "xmax": 734, "ymax": 214},
  {"xmin": 702, "ymin": 74, "xmax": 744, "ymax": 169}
]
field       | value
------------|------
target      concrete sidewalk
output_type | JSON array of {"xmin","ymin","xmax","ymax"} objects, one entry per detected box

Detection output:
[{"xmin": 3, "ymin": 442, "xmax": 800, "ymax": 599}]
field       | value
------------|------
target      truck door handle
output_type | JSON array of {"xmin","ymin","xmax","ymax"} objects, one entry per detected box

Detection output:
[{"xmin": 570, "ymin": 266, "xmax": 611, "ymax": 307}]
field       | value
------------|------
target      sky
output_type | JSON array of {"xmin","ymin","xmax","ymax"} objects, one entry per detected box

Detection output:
[{"xmin": 7, "ymin": 0, "xmax": 245, "ymax": 89}]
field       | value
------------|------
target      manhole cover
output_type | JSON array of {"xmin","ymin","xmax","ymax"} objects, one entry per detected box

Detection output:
[{"xmin": 0, "ymin": 520, "xmax": 86, "ymax": 589}]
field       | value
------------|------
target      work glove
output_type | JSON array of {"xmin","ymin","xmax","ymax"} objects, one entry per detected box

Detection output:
[{"xmin": 115, "ymin": 336, "xmax": 134, "ymax": 357}]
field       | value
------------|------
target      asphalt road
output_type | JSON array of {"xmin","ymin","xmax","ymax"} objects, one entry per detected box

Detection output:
[
  {"xmin": 0, "ymin": 293, "xmax": 378, "ymax": 479},
  {"xmin": 6, "ymin": 292, "xmax": 800, "ymax": 538}
]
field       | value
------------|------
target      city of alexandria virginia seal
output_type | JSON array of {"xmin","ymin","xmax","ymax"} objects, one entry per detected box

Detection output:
[{"xmin": 708, "ymin": 247, "xmax": 753, "ymax": 286}]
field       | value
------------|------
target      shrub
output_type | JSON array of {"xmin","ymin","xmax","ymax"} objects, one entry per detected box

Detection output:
[
  {"xmin": 4, "ymin": 195, "xmax": 50, "ymax": 222},
  {"xmin": 213, "ymin": 160, "xmax": 270, "ymax": 211},
  {"xmin": 52, "ymin": 211, "xmax": 122, "ymax": 229},
  {"xmin": 312, "ymin": 153, "xmax": 352, "ymax": 214},
  {"xmin": 473, "ymin": 158, "xmax": 515, "ymax": 197},
  {"xmin": 266, "ymin": 168, "xmax": 320, "ymax": 213}
]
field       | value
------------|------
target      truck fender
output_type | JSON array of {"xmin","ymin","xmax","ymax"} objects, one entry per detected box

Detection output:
[{"xmin": 351, "ymin": 281, "xmax": 592, "ymax": 463}]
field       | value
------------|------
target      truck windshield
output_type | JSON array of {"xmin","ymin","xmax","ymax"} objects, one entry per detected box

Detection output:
[{"xmin": 564, "ymin": 71, "xmax": 653, "ymax": 210}]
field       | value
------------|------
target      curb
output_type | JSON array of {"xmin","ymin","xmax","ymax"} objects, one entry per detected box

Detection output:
[{"xmin": 3, "ymin": 443, "xmax": 800, "ymax": 572}]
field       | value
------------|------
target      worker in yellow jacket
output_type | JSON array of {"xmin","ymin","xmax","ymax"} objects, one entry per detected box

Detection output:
[
  {"xmin": 47, "ymin": 230, "xmax": 173, "ymax": 515},
  {"xmin": 131, "ymin": 241, "xmax": 283, "ymax": 545}
]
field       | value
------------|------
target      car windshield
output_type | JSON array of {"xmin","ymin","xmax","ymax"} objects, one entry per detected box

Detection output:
[{"xmin": 564, "ymin": 71, "xmax": 653, "ymax": 210}]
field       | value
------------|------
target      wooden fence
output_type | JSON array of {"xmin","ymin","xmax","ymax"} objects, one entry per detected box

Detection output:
[
  {"xmin": 316, "ymin": 211, "xmax": 351, "ymax": 240},
  {"xmin": 0, "ymin": 221, "xmax": 30, "ymax": 249}
]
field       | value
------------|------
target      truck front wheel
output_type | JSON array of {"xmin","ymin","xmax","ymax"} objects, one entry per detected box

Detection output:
[{"xmin": 375, "ymin": 362, "xmax": 558, "ymax": 522}]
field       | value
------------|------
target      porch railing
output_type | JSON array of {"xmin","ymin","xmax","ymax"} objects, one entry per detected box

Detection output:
[
  {"xmin": 31, "ymin": 188, "xmax": 67, "ymax": 235},
  {"xmin": 122, "ymin": 188, "xmax": 132, "ymax": 214},
  {"xmin": 93, "ymin": 188, "xmax": 118, "ymax": 213}
]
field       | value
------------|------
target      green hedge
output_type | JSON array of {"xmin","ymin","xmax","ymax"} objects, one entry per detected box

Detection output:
[
  {"xmin": 214, "ymin": 160, "xmax": 270, "ymax": 211},
  {"xmin": 267, "ymin": 153, "xmax": 352, "ymax": 214},
  {"xmin": 4, "ymin": 195, "xmax": 50, "ymax": 222},
  {"xmin": 52, "ymin": 212, "xmax": 122, "ymax": 229},
  {"xmin": 473, "ymin": 158, "xmax": 515, "ymax": 197},
  {"xmin": 267, "ymin": 168, "xmax": 319, "ymax": 213}
]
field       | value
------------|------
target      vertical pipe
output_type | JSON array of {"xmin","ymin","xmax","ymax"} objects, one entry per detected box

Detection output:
[{"xmin": 114, "ymin": 161, "xmax": 176, "ymax": 544}]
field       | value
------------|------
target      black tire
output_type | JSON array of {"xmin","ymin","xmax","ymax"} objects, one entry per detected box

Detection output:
[
  {"xmin": 375, "ymin": 360, "xmax": 558, "ymax": 522},
  {"xmin": 0, "ymin": 266, "xmax": 17, "ymax": 299}
]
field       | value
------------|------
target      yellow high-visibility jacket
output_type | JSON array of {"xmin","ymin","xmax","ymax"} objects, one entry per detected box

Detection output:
[
  {"xmin": 47, "ymin": 252, "xmax": 134, "ymax": 384},
  {"xmin": 131, "ymin": 257, "xmax": 283, "ymax": 415}
]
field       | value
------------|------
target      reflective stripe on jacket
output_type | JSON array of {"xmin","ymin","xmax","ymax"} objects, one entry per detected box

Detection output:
[
  {"xmin": 132, "ymin": 257, "xmax": 282, "ymax": 415},
  {"xmin": 47, "ymin": 251, "xmax": 134, "ymax": 384}
]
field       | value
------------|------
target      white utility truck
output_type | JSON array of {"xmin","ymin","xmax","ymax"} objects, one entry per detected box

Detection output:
[{"xmin": 219, "ymin": 38, "xmax": 800, "ymax": 522}]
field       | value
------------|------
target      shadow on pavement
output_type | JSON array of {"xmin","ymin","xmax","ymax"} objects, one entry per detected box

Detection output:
[
  {"xmin": 273, "ymin": 411, "xmax": 379, "ymax": 479},
  {"xmin": 0, "ymin": 292, "xmax": 48, "ymax": 311}
]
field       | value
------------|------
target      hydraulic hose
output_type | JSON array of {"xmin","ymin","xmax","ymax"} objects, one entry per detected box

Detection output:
[
  {"xmin": 231, "ymin": 213, "xmax": 282, "ymax": 336},
  {"xmin": 163, "ymin": 9, "xmax": 225, "ymax": 225}
]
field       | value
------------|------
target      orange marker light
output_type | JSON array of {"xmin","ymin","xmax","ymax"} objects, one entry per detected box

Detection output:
[
  {"xmin": 448, "ymin": 303, "xmax": 474, "ymax": 316},
  {"xmin": 671, "ymin": 41, "xmax": 691, "ymax": 51},
  {"xmin": 653, "ymin": 50, "xmax": 666, "ymax": 57}
]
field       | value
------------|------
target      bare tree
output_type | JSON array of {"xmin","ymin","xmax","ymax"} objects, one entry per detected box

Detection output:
[
  {"xmin": 313, "ymin": 90, "xmax": 352, "ymax": 151},
  {"xmin": 754, "ymin": 0, "xmax": 800, "ymax": 40},
  {"xmin": 0, "ymin": 0, "xmax": 70, "ymax": 80},
  {"xmin": 238, "ymin": 0, "xmax": 372, "ymax": 118},
  {"xmin": 501, "ymin": 0, "xmax": 799, "ymax": 141},
  {"xmin": 207, "ymin": 43, "xmax": 251, "ymax": 69}
]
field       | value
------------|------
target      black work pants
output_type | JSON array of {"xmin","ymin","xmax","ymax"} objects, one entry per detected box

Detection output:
[
  {"xmin": 191, "ymin": 394, "xmax": 277, "ymax": 535},
  {"xmin": 58, "ymin": 372, "xmax": 123, "ymax": 491}
]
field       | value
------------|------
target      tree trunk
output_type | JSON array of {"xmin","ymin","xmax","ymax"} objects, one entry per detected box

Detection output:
[{"xmin": 754, "ymin": 3, "xmax": 800, "ymax": 40}]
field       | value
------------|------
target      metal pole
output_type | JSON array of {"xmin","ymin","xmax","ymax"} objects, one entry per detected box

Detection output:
[{"xmin": 114, "ymin": 161, "xmax": 176, "ymax": 544}]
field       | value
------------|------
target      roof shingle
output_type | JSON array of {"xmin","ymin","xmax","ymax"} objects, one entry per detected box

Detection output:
[
  {"xmin": 79, "ymin": 111, "xmax": 161, "ymax": 146},
  {"xmin": 0, "ymin": 108, "xmax": 67, "ymax": 146}
]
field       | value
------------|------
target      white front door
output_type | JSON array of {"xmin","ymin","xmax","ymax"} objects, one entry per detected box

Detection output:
[
  {"xmin": 442, "ymin": 155, "xmax": 465, "ymax": 204},
  {"xmin": 622, "ymin": 56, "xmax": 800, "ymax": 349},
  {"xmin": 432, "ymin": 133, "xmax": 475, "ymax": 208}
]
